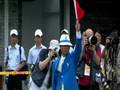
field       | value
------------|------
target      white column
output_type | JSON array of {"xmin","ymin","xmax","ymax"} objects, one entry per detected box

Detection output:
[{"xmin": 4, "ymin": 0, "xmax": 9, "ymax": 47}]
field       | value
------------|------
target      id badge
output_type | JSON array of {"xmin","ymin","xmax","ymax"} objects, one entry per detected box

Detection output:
[{"xmin": 84, "ymin": 64, "xmax": 90, "ymax": 76}]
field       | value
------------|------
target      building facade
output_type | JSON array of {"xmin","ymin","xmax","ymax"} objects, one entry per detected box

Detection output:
[{"xmin": 0, "ymin": 0, "xmax": 70, "ymax": 65}]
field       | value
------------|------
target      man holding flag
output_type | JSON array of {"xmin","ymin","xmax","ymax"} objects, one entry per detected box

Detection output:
[{"xmin": 52, "ymin": 20, "xmax": 82, "ymax": 90}]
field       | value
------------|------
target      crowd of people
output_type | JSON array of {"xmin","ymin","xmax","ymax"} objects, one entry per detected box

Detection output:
[{"xmin": 4, "ymin": 20, "xmax": 120, "ymax": 90}]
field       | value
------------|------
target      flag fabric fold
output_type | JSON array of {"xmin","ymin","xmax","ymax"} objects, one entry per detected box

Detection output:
[{"xmin": 73, "ymin": 0, "xmax": 85, "ymax": 22}]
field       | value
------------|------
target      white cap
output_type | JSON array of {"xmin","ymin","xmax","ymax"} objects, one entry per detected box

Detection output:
[
  {"xmin": 10, "ymin": 29, "xmax": 18, "ymax": 36},
  {"xmin": 61, "ymin": 29, "xmax": 69, "ymax": 34},
  {"xmin": 59, "ymin": 34, "xmax": 72, "ymax": 46},
  {"xmin": 34, "ymin": 29, "xmax": 43, "ymax": 37},
  {"xmin": 49, "ymin": 40, "xmax": 59, "ymax": 51}
]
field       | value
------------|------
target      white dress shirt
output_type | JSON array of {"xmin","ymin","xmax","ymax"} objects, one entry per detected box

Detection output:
[
  {"xmin": 27, "ymin": 44, "xmax": 46, "ymax": 65},
  {"xmin": 58, "ymin": 56, "xmax": 66, "ymax": 72},
  {"xmin": 4, "ymin": 44, "xmax": 26, "ymax": 70}
]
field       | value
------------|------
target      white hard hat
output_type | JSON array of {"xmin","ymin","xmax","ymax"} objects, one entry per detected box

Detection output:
[
  {"xmin": 10, "ymin": 29, "xmax": 18, "ymax": 36},
  {"xmin": 34, "ymin": 29, "xmax": 43, "ymax": 37},
  {"xmin": 49, "ymin": 39, "xmax": 59, "ymax": 51},
  {"xmin": 61, "ymin": 29, "xmax": 69, "ymax": 34}
]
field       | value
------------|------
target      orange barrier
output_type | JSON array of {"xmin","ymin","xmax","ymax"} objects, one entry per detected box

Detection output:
[{"xmin": 0, "ymin": 71, "xmax": 31, "ymax": 75}]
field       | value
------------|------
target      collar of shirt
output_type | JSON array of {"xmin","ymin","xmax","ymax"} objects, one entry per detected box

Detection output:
[
  {"xmin": 34, "ymin": 44, "xmax": 46, "ymax": 49},
  {"xmin": 9, "ymin": 43, "xmax": 19, "ymax": 49},
  {"xmin": 58, "ymin": 55, "xmax": 66, "ymax": 72},
  {"xmin": 35, "ymin": 45, "xmax": 42, "ymax": 49}
]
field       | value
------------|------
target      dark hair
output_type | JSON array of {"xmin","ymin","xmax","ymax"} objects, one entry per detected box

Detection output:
[
  {"xmin": 109, "ymin": 30, "xmax": 118, "ymax": 39},
  {"xmin": 95, "ymin": 30, "xmax": 102, "ymax": 35}
]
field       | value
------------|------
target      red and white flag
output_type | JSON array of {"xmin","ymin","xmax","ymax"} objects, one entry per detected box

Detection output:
[{"xmin": 73, "ymin": 0, "xmax": 85, "ymax": 22}]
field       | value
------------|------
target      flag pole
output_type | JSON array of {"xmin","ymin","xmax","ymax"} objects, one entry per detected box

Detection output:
[{"xmin": 73, "ymin": 0, "xmax": 78, "ymax": 20}]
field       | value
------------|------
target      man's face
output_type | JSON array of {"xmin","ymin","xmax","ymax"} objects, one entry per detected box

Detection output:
[
  {"xmin": 82, "ymin": 32, "xmax": 87, "ymax": 45},
  {"xmin": 95, "ymin": 32, "xmax": 101, "ymax": 44},
  {"xmin": 34, "ymin": 35, "xmax": 42, "ymax": 44},
  {"xmin": 60, "ymin": 45, "xmax": 70, "ymax": 55},
  {"xmin": 10, "ymin": 34, "xmax": 18, "ymax": 44}
]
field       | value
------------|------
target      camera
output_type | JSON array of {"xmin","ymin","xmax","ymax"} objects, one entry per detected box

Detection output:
[
  {"xmin": 52, "ymin": 52, "xmax": 57, "ymax": 58},
  {"xmin": 96, "ymin": 72, "xmax": 110, "ymax": 90},
  {"xmin": 86, "ymin": 36, "xmax": 97, "ymax": 46},
  {"xmin": 105, "ymin": 37, "xmax": 119, "ymax": 49},
  {"xmin": 102, "ymin": 78, "xmax": 110, "ymax": 90},
  {"xmin": 51, "ymin": 48, "xmax": 59, "ymax": 59}
]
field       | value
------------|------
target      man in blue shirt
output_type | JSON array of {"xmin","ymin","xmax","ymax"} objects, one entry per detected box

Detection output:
[{"xmin": 52, "ymin": 21, "xmax": 82, "ymax": 90}]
